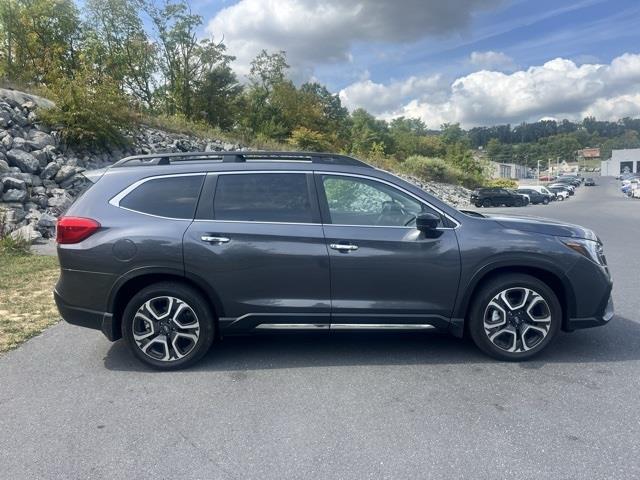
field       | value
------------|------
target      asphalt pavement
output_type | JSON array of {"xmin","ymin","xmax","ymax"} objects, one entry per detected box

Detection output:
[{"xmin": 1, "ymin": 176, "xmax": 639, "ymax": 479}]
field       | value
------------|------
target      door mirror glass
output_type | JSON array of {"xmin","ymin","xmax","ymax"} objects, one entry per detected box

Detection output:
[{"xmin": 416, "ymin": 213, "xmax": 440, "ymax": 231}]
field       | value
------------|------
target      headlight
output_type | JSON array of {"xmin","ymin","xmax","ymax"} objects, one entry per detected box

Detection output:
[{"xmin": 562, "ymin": 238, "xmax": 606, "ymax": 266}]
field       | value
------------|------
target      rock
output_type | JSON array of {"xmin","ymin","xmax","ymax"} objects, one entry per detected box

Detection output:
[
  {"xmin": 0, "ymin": 203, "xmax": 26, "ymax": 223},
  {"xmin": 12, "ymin": 136, "xmax": 28, "ymax": 151},
  {"xmin": 6, "ymin": 149, "xmax": 39, "ymax": 173},
  {"xmin": 37, "ymin": 212, "xmax": 57, "ymax": 228},
  {"xmin": 0, "ymin": 110, "xmax": 11, "ymax": 128},
  {"xmin": 31, "ymin": 149, "xmax": 49, "ymax": 168},
  {"xmin": 12, "ymin": 112, "xmax": 29, "ymax": 127},
  {"xmin": 54, "ymin": 165, "xmax": 76, "ymax": 183},
  {"xmin": 10, "ymin": 224, "xmax": 42, "ymax": 243},
  {"xmin": 2, "ymin": 188, "xmax": 27, "ymax": 202},
  {"xmin": 1, "ymin": 134, "xmax": 13, "ymax": 149},
  {"xmin": 2, "ymin": 176, "xmax": 27, "ymax": 191},
  {"xmin": 0, "ymin": 159, "xmax": 9, "ymax": 174},
  {"xmin": 40, "ymin": 161, "xmax": 60, "ymax": 180},
  {"xmin": 27, "ymin": 130, "xmax": 55, "ymax": 150}
]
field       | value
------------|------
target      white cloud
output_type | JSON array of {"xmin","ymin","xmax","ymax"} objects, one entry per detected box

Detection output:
[
  {"xmin": 469, "ymin": 50, "xmax": 515, "ymax": 71},
  {"xmin": 207, "ymin": 0, "xmax": 502, "ymax": 77},
  {"xmin": 339, "ymin": 53, "xmax": 640, "ymax": 127}
]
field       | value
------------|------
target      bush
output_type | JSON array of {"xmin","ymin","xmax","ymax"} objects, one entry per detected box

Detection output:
[
  {"xmin": 40, "ymin": 70, "xmax": 134, "ymax": 148},
  {"xmin": 483, "ymin": 178, "xmax": 518, "ymax": 188},
  {"xmin": 399, "ymin": 156, "xmax": 484, "ymax": 188},
  {"xmin": 0, "ymin": 210, "xmax": 30, "ymax": 256},
  {"xmin": 288, "ymin": 127, "xmax": 331, "ymax": 151}
]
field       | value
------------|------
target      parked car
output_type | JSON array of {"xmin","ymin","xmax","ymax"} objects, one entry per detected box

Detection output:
[
  {"xmin": 548, "ymin": 183, "xmax": 575, "ymax": 195},
  {"xmin": 538, "ymin": 175, "xmax": 556, "ymax": 181},
  {"xmin": 584, "ymin": 178, "xmax": 596, "ymax": 186},
  {"xmin": 471, "ymin": 187, "xmax": 527, "ymax": 207},
  {"xmin": 547, "ymin": 186, "xmax": 570, "ymax": 200},
  {"xmin": 516, "ymin": 188, "xmax": 550, "ymax": 205},
  {"xmin": 508, "ymin": 189, "xmax": 530, "ymax": 205},
  {"xmin": 524, "ymin": 185, "xmax": 557, "ymax": 201},
  {"xmin": 54, "ymin": 151, "xmax": 614, "ymax": 369}
]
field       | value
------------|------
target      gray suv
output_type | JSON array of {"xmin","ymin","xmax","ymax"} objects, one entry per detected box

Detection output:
[{"xmin": 54, "ymin": 151, "xmax": 614, "ymax": 369}]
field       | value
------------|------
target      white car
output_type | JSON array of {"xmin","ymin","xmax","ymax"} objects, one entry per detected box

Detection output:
[{"xmin": 525, "ymin": 185, "xmax": 555, "ymax": 198}]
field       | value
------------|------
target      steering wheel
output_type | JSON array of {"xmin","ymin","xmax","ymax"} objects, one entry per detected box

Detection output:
[{"xmin": 375, "ymin": 200, "xmax": 408, "ymax": 225}]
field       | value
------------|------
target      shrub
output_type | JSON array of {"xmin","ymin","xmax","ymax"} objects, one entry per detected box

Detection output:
[
  {"xmin": 483, "ymin": 178, "xmax": 518, "ymax": 188},
  {"xmin": 0, "ymin": 210, "xmax": 30, "ymax": 256},
  {"xmin": 40, "ymin": 70, "xmax": 134, "ymax": 148},
  {"xmin": 399, "ymin": 156, "xmax": 484, "ymax": 188},
  {"xmin": 288, "ymin": 126, "xmax": 331, "ymax": 151}
]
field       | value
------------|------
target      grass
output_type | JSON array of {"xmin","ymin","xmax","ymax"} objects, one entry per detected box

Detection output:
[{"xmin": 0, "ymin": 253, "xmax": 60, "ymax": 353}]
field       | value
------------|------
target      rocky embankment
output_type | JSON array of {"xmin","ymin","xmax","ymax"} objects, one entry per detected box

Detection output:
[{"xmin": 0, "ymin": 89, "xmax": 470, "ymax": 243}]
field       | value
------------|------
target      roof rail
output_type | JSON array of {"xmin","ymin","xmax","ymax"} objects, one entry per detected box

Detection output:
[{"xmin": 111, "ymin": 151, "xmax": 372, "ymax": 168}]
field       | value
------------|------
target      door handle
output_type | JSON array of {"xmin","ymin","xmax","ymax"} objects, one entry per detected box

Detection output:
[
  {"xmin": 329, "ymin": 243, "xmax": 358, "ymax": 252},
  {"xmin": 201, "ymin": 235, "xmax": 230, "ymax": 244}
]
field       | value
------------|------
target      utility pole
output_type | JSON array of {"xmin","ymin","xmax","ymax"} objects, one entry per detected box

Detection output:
[
  {"xmin": 548, "ymin": 158, "xmax": 551, "ymax": 178},
  {"xmin": 556, "ymin": 156, "xmax": 560, "ymax": 176},
  {"xmin": 537, "ymin": 159, "xmax": 540, "ymax": 185}
]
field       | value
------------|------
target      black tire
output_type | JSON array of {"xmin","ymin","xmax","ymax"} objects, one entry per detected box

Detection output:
[
  {"xmin": 542, "ymin": 197, "xmax": 549, "ymax": 205},
  {"xmin": 482, "ymin": 198, "xmax": 492, "ymax": 208},
  {"xmin": 474, "ymin": 202, "xmax": 483, "ymax": 208},
  {"xmin": 122, "ymin": 281, "xmax": 215, "ymax": 370},
  {"xmin": 468, "ymin": 274, "xmax": 561, "ymax": 361}
]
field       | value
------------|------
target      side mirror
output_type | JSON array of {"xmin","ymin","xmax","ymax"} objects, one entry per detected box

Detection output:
[{"xmin": 416, "ymin": 213, "xmax": 440, "ymax": 232}]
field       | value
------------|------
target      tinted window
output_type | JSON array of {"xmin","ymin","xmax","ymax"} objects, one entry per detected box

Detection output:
[
  {"xmin": 322, "ymin": 175, "xmax": 435, "ymax": 227},
  {"xmin": 214, "ymin": 173, "xmax": 313, "ymax": 223},
  {"xmin": 120, "ymin": 175, "xmax": 204, "ymax": 219}
]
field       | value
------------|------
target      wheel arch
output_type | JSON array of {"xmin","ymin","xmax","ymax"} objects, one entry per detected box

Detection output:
[
  {"xmin": 456, "ymin": 262, "xmax": 576, "ymax": 335},
  {"xmin": 108, "ymin": 268, "xmax": 224, "ymax": 341}
]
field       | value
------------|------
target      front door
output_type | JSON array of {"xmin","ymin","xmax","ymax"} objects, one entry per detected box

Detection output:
[
  {"xmin": 184, "ymin": 172, "xmax": 331, "ymax": 332},
  {"xmin": 316, "ymin": 173, "xmax": 461, "ymax": 329}
]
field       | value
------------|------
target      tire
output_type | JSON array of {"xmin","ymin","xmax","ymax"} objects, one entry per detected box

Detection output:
[
  {"xmin": 482, "ymin": 199, "xmax": 492, "ymax": 208},
  {"xmin": 542, "ymin": 197, "xmax": 549, "ymax": 205},
  {"xmin": 122, "ymin": 281, "xmax": 215, "ymax": 370},
  {"xmin": 558, "ymin": 195, "xmax": 564, "ymax": 201},
  {"xmin": 474, "ymin": 202, "xmax": 482, "ymax": 208},
  {"xmin": 468, "ymin": 274, "xmax": 561, "ymax": 361}
]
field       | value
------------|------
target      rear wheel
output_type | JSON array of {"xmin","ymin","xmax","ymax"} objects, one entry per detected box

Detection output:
[
  {"xmin": 468, "ymin": 274, "xmax": 561, "ymax": 361},
  {"xmin": 122, "ymin": 282, "xmax": 215, "ymax": 370}
]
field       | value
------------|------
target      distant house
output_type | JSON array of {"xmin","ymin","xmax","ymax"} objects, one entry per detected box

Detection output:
[
  {"xmin": 601, "ymin": 148, "xmax": 640, "ymax": 176},
  {"xmin": 577, "ymin": 148, "xmax": 601, "ymax": 162}
]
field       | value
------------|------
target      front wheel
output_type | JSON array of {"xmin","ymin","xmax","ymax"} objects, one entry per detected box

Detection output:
[
  {"xmin": 542, "ymin": 197, "xmax": 549, "ymax": 205},
  {"xmin": 122, "ymin": 282, "xmax": 215, "ymax": 370},
  {"xmin": 468, "ymin": 274, "xmax": 561, "ymax": 361}
]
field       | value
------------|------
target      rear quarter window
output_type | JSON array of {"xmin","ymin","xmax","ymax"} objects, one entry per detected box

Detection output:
[{"xmin": 119, "ymin": 175, "xmax": 204, "ymax": 219}]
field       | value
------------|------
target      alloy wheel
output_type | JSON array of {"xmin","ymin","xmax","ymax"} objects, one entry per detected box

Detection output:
[
  {"xmin": 132, "ymin": 296, "xmax": 200, "ymax": 362},
  {"xmin": 483, "ymin": 287, "xmax": 552, "ymax": 353}
]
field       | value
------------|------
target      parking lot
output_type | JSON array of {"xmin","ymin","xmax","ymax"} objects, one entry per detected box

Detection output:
[{"xmin": 1, "ymin": 176, "xmax": 639, "ymax": 479}]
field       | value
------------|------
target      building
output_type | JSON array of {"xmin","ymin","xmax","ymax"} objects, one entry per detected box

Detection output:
[
  {"xmin": 601, "ymin": 148, "xmax": 640, "ymax": 176},
  {"xmin": 489, "ymin": 161, "xmax": 527, "ymax": 179},
  {"xmin": 577, "ymin": 148, "xmax": 601, "ymax": 162}
]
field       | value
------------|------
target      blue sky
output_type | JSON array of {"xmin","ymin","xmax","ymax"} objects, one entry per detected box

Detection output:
[{"xmin": 188, "ymin": 0, "xmax": 640, "ymax": 126}]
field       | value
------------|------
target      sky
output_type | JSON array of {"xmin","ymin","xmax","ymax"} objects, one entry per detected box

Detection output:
[{"xmin": 188, "ymin": 0, "xmax": 640, "ymax": 128}]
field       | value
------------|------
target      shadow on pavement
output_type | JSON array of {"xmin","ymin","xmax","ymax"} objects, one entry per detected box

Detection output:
[{"xmin": 103, "ymin": 315, "xmax": 640, "ymax": 373}]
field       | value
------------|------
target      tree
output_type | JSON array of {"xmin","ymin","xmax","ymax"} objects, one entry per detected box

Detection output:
[
  {"xmin": 349, "ymin": 108, "xmax": 392, "ymax": 155},
  {"xmin": 148, "ymin": 0, "xmax": 233, "ymax": 117},
  {"xmin": 84, "ymin": 0, "xmax": 156, "ymax": 108},
  {"xmin": 248, "ymin": 49, "xmax": 289, "ymax": 93},
  {"xmin": 193, "ymin": 63, "xmax": 242, "ymax": 130},
  {"xmin": 0, "ymin": 0, "xmax": 81, "ymax": 83}
]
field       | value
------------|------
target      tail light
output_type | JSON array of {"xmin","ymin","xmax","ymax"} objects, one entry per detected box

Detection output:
[{"xmin": 56, "ymin": 217, "xmax": 101, "ymax": 244}]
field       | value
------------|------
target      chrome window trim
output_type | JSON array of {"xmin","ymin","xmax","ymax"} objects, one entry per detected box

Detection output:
[
  {"xmin": 316, "ymin": 171, "xmax": 461, "ymax": 229},
  {"xmin": 108, "ymin": 172, "xmax": 206, "ymax": 221}
]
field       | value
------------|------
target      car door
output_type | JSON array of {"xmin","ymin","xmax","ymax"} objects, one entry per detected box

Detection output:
[
  {"xmin": 316, "ymin": 172, "xmax": 461, "ymax": 329},
  {"xmin": 183, "ymin": 171, "xmax": 331, "ymax": 332}
]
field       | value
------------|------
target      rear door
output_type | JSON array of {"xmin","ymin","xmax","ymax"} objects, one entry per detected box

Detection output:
[
  {"xmin": 183, "ymin": 171, "xmax": 331, "ymax": 332},
  {"xmin": 316, "ymin": 172, "xmax": 461, "ymax": 329}
]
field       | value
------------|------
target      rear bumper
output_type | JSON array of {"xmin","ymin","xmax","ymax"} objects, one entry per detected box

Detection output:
[{"xmin": 54, "ymin": 289, "xmax": 119, "ymax": 341}]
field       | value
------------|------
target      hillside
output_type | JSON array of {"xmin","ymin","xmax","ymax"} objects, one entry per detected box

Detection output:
[{"xmin": 0, "ymin": 89, "xmax": 472, "ymax": 241}]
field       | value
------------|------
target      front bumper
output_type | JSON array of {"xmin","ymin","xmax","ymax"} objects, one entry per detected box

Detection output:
[
  {"xmin": 566, "ymin": 294, "xmax": 614, "ymax": 331},
  {"xmin": 54, "ymin": 289, "xmax": 118, "ymax": 341}
]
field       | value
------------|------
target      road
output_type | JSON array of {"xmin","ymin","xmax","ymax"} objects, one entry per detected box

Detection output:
[{"xmin": 1, "ymin": 177, "xmax": 639, "ymax": 479}]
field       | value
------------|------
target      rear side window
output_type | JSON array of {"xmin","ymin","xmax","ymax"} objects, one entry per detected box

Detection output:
[
  {"xmin": 119, "ymin": 175, "xmax": 204, "ymax": 219},
  {"xmin": 214, "ymin": 173, "xmax": 313, "ymax": 223}
]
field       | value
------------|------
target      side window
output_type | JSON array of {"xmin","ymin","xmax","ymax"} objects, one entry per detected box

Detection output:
[
  {"xmin": 321, "ymin": 175, "xmax": 436, "ymax": 227},
  {"xmin": 214, "ymin": 173, "xmax": 313, "ymax": 223},
  {"xmin": 119, "ymin": 175, "xmax": 204, "ymax": 219}
]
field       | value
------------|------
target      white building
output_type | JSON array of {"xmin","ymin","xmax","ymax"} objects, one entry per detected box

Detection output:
[
  {"xmin": 601, "ymin": 148, "xmax": 640, "ymax": 176},
  {"xmin": 489, "ymin": 161, "xmax": 527, "ymax": 179}
]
